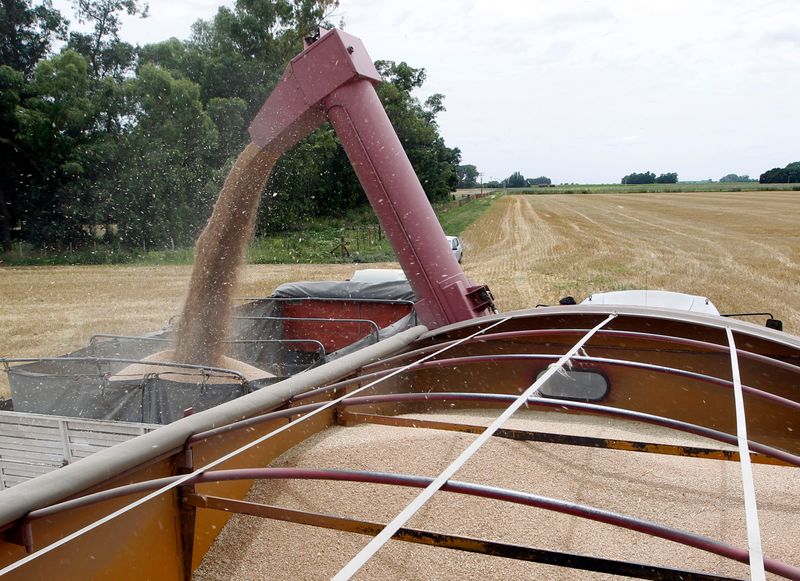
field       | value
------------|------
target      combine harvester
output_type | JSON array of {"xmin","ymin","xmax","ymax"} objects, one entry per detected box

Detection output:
[{"xmin": 0, "ymin": 29, "xmax": 798, "ymax": 580}]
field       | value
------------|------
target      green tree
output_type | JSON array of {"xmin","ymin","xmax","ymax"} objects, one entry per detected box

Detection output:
[
  {"xmin": 142, "ymin": 0, "xmax": 337, "ymax": 115},
  {"xmin": 655, "ymin": 172, "xmax": 677, "ymax": 184},
  {"xmin": 621, "ymin": 171, "xmax": 656, "ymax": 185},
  {"xmin": 67, "ymin": 0, "xmax": 147, "ymax": 79},
  {"xmin": 456, "ymin": 164, "xmax": 479, "ymax": 188},
  {"xmin": 526, "ymin": 176, "xmax": 551, "ymax": 186},
  {"xmin": 720, "ymin": 173, "xmax": 754, "ymax": 183},
  {"xmin": 13, "ymin": 50, "xmax": 97, "ymax": 246},
  {"xmin": 3, "ymin": 0, "xmax": 468, "ymax": 254},
  {"xmin": 0, "ymin": 64, "xmax": 26, "ymax": 251},
  {"xmin": 506, "ymin": 171, "xmax": 526, "ymax": 188},
  {"xmin": 760, "ymin": 161, "xmax": 800, "ymax": 184},
  {"xmin": 115, "ymin": 64, "xmax": 219, "ymax": 247},
  {"xmin": 0, "ymin": 0, "xmax": 67, "ymax": 76},
  {"xmin": 0, "ymin": 0, "xmax": 68, "ymax": 251}
]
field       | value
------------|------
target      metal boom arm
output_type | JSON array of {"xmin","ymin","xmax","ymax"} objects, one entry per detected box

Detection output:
[{"xmin": 248, "ymin": 28, "xmax": 494, "ymax": 329}]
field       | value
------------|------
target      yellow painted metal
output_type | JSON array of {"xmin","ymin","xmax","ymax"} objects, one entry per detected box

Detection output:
[
  {"xmin": 0, "ymin": 460, "xmax": 182, "ymax": 580},
  {"xmin": 0, "ymin": 409, "xmax": 334, "ymax": 579}
]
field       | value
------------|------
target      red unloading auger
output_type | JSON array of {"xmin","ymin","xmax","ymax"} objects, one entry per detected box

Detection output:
[{"xmin": 248, "ymin": 28, "xmax": 495, "ymax": 329}]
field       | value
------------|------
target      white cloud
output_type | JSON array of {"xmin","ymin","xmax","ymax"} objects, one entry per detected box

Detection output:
[{"xmin": 51, "ymin": 0, "xmax": 800, "ymax": 182}]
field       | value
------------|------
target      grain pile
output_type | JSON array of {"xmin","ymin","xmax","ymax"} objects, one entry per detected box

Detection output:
[
  {"xmin": 109, "ymin": 349, "xmax": 272, "ymax": 383},
  {"xmin": 193, "ymin": 410, "xmax": 799, "ymax": 580}
]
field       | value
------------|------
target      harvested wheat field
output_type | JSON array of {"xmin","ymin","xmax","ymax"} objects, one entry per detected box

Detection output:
[
  {"xmin": 1, "ymin": 191, "xmax": 798, "ymax": 392},
  {"xmin": 462, "ymin": 191, "xmax": 800, "ymax": 332}
]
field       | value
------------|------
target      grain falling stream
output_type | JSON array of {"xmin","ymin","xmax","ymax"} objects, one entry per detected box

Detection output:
[{"xmin": 174, "ymin": 143, "xmax": 278, "ymax": 366}]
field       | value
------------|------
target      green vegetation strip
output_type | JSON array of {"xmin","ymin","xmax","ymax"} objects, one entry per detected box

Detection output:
[
  {"xmin": 509, "ymin": 182, "xmax": 800, "ymax": 195},
  {"xmin": 1, "ymin": 195, "xmax": 499, "ymax": 267}
]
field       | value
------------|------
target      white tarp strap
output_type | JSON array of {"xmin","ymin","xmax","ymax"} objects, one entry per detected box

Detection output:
[
  {"xmin": 0, "ymin": 317, "xmax": 513, "ymax": 576},
  {"xmin": 333, "ymin": 313, "xmax": 617, "ymax": 581},
  {"xmin": 726, "ymin": 328, "xmax": 765, "ymax": 580}
]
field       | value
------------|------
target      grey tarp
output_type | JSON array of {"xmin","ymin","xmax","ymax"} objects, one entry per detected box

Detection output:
[
  {"xmin": 271, "ymin": 280, "xmax": 415, "ymax": 301},
  {"xmin": 7, "ymin": 358, "xmax": 256, "ymax": 424}
]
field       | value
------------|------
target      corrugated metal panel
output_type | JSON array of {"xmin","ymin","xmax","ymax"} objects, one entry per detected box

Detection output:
[{"xmin": 0, "ymin": 411, "xmax": 157, "ymax": 489}]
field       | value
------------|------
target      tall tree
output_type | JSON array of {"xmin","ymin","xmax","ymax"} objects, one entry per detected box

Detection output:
[
  {"xmin": 655, "ymin": 172, "xmax": 678, "ymax": 184},
  {"xmin": 720, "ymin": 173, "xmax": 755, "ymax": 183},
  {"xmin": 506, "ymin": 171, "xmax": 526, "ymax": 188},
  {"xmin": 14, "ymin": 50, "xmax": 95, "ymax": 246},
  {"xmin": 457, "ymin": 164, "xmax": 479, "ymax": 188},
  {"xmin": 0, "ymin": 0, "xmax": 68, "ymax": 251},
  {"xmin": 526, "ymin": 176, "xmax": 551, "ymax": 186},
  {"xmin": 67, "ymin": 0, "xmax": 147, "ymax": 79},
  {"xmin": 0, "ymin": 64, "xmax": 26, "ymax": 251},
  {"xmin": 142, "ymin": 0, "xmax": 337, "ymax": 115},
  {"xmin": 115, "ymin": 64, "xmax": 219, "ymax": 247},
  {"xmin": 760, "ymin": 161, "xmax": 800, "ymax": 184},
  {"xmin": 0, "ymin": 0, "xmax": 67, "ymax": 76},
  {"xmin": 621, "ymin": 171, "xmax": 656, "ymax": 185}
]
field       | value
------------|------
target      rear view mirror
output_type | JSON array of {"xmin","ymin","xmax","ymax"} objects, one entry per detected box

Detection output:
[{"xmin": 766, "ymin": 318, "xmax": 783, "ymax": 331}]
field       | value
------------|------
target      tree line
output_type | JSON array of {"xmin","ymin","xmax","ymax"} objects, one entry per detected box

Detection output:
[
  {"xmin": 759, "ymin": 161, "xmax": 800, "ymax": 184},
  {"xmin": 454, "ymin": 167, "xmax": 552, "ymax": 189},
  {"xmin": 0, "ymin": 0, "xmax": 462, "ymax": 254},
  {"xmin": 620, "ymin": 171, "xmax": 677, "ymax": 185}
]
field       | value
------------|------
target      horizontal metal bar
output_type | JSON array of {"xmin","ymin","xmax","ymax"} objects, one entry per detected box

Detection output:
[
  {"xmin": 340, "ymin": 393, "xmax": 800, "ymax": 468},
  {"xmin": 235, "ymin": 296, "xmax": 415, "ymax": 307},
  {"xmin": 362, "ymin": 352, "xmax": 800, "ymax": 412},
  {"xmin": 185, "ymin": 392, "xmax": 799, "ymax": 467},
  {"xmin": 0, "ymin": 357, "xmax": 248, "ymax": 382},
  {"xmin": 90, "ymin": 334, "xmax": 171, "ymax": 344},
  {"xmin": 365, "ymin": 328, "xmax": 800, "ymax": 376},
  {"xmin": 90, "ymin": 334, "xmax": 324, "ymax": 348},
  {"xmin": 293, "ymin": 351, "xmax": 800, "ymax": 420},
  {"xmin": 337, "ymin": 411, "xmax": 786, "ymax": 466},
  {"xmin": 27, "ymin": 468, "xmax": 798, "ymax": 578},
  {"xmin": 187, "ymin": 494, "xmax": 741, "ymax": 581},
  {"xmin": 232, "ymin": 315, "xmax": 381, "ymax": 337}
]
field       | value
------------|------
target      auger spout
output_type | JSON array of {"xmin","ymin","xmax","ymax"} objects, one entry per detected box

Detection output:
[{"xmin": 248, "ymin": 28, "xmax": 494, "ymax": 328}]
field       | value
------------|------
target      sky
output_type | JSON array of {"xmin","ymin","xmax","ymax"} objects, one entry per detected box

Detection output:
[{"xmin": 53, "ymin": 0, "xmax": 800, "ymax": 184}]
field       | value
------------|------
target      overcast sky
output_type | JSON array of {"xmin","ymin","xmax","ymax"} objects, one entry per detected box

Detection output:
[{"xmin": 55, "ymin": 0, "xmax": 800, "ymax": 183}]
